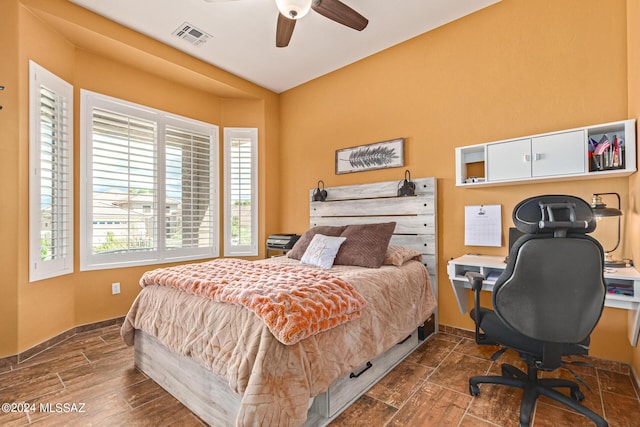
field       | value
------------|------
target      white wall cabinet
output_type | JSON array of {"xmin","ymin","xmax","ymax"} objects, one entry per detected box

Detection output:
[
  {"xmin": 530, "ymin": 130, "xmax": 586, "ymax": 177},
  {"xmin": 456, "ymin": 119, "xmax": 636, "ymax": 187},
  {"xmin": 486, "ymin": 138, "xmax": 531, "ymax": 181},
  {"xmin": 486, "ymin": 130, "xmax": 586, "ymax": 181}
]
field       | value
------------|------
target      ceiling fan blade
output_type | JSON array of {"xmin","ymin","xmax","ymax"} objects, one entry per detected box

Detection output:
[
  {"xmin": 276, "ymin": 13, "xmax": 296, "ymax": 47},
  {"xmin": 311, "ymin": 0, "xmax": 368, "ymax": 31}
]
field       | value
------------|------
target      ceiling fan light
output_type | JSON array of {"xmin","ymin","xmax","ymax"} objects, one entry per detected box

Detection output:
[{"xmin": 275, "ymin": 0, "xmax": 312, "ymax": 19}]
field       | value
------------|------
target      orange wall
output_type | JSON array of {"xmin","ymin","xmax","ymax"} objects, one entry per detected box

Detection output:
[
  {"xmin": 628, "ymin": 0, "xmax": 640, "ymax": 374},
  {"xmin": 0, "ymin": 0, "xmax": 21, "ymax": 358},
  {"xmin": 0, "ymin": 0, "xmax": 280, "ymax": 357},
  {"xmin": 279, "ymin": 0, "xmax": 634, "ymax": 362}
]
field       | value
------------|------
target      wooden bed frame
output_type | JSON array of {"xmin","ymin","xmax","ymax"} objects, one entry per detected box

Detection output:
[
  {"xmin": 308, "ymin": 176, "xmax": 438, "ymax": 319},
  {"xmin": 133, "ymin": 176, "xmax": 438, "ymax": 426}
]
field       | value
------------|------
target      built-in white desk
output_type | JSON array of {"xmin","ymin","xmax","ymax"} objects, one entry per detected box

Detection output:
[{"xmin": 447, "ymin": 254, "xmax": 640, "ymax": 346}]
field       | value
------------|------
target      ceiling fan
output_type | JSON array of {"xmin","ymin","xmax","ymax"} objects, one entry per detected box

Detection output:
[
  {"xmin": 205, "ymin": 0, "xmax": 369, "ymax": 48},
  {"xmin": 275, "ymin": 0, "xmax": 368, "ymax": 48}
]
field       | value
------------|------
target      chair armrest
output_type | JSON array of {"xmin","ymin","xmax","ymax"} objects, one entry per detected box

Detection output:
[
  {"xmin": 465, "ymin": 271, "xmax": 487, "ymax": 344},
  {"xmin": 465, "ymin": 271, "xmax": 485, "ymax": 291}
]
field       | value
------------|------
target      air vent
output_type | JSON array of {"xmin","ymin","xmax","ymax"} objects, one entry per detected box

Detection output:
[{"xmin": 172, "ymin": 22, "xmax": 211, "ymax": 46}]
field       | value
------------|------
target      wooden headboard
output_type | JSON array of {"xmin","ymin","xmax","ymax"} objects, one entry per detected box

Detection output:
[{"xmin": 308, "ymin": 177, "xmax": 438, "ymax": 315}]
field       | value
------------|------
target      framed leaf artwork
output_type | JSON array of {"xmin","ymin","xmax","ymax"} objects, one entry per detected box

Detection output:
[{"xmin": 335, "ymin": 138, "xmax": 405, "ymax": 174}]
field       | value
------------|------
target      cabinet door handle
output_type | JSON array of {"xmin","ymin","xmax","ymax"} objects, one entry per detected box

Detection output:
[
  {"xmin": 397, "ymin": 334, "xmax": 412, "ymax": 345},
  {"xmin": 534, "ymin": 153, "xmax": 541, "ymax": 161},
  {"xmin": 524, "ymin": 154, "xmax": 531, "ymax": 162},
  {"xmin": 349, "ymin": 361, "xmax": 373, "ymax": 379}
]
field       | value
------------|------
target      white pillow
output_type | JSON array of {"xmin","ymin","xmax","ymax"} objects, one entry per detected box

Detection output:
[{"xmin": 300, "ymin": 234, "xmax": 347, "ymax": 269}]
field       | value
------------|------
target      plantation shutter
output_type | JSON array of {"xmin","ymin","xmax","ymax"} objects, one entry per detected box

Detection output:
[
  {"xmin": 90, "ymin": 108, "xmax": 158, "ymax": 257},
  {"xmin": 81, "ymin": 90, "xmax": 219, "ymax": 270},
  {"xmin": 29, "ymin": 61, "xmax": 74, "ymax": 282},
  {"xmin": 165, "ymin": 125, "xmax": 213, "ymax": 251},
  {"xmin": 224, "ymin": 128, "xmax": 258, "ymax": 256}
]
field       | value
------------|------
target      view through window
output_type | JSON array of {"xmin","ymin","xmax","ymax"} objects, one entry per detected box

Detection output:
[{"xmin": 81, "ymin": 91, "xmax": 219, "ymax": 270}]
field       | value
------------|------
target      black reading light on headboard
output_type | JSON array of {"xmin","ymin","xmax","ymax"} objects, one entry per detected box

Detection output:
[
  {"xmin": 397, "ymin": 170, "xmax": 416, "ymax": 197},
  {"xmin": 312, "ymin": 180, "xmax": 328, "ymax": 202}
]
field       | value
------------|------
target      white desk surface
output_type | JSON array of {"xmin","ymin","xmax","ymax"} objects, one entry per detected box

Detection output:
[
  {"xmin": 448, "ymin": 254, "xmax": 640, "ymax": 346},
  {"xmin": 450, "ymin": 254, "xmax": 640, "ymax": 280}
]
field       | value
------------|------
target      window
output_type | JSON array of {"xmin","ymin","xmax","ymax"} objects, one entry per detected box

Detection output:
[
  {"xmin": 224, "ymin": 128, "xmax": 258, "ymax": 256},
  {"xmin": 80, "ymin": 90, "xmax": 218, "ymax": 270},
  {"xmin": 29, "ymin": 61, "xmax": 74, "ymax": 282}
]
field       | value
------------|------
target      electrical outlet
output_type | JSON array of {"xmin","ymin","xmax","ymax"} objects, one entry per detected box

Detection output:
[{"xmin": 111, "ymin": 282, "xmax": 121, "ymax": 295}]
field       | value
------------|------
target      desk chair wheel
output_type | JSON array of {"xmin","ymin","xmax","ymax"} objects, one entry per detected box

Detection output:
[{"xmin": 469, "ymin": 383, "xmax": 480, "ymax": 396}]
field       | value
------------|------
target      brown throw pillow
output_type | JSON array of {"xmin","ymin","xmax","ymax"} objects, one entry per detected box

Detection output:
[
  {"xmin": 287, "ymin": 225, "xmax": 347, "ymax": 260},
  {"xmin": 334, "ymin": 222, "xmax": 396, "ymax": 268},
  {"xmin": 383, "ymin": 245, "xmax": 423, "ymax": 266}
]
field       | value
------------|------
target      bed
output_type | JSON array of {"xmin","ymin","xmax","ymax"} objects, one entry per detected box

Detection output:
[{"xmin": 121, "ymin": 177, "xmax": 439, "ymax": 426}]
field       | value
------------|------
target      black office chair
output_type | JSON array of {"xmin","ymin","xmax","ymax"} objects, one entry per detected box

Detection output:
[{"xmin": 466, "ymin": 195, "xmax": 608, "ymax": 427}]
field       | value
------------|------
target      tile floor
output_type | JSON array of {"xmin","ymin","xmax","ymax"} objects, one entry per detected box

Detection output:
[{"xmin": 0, "ymin": 324, "xmax": 638, "ymax": 426}]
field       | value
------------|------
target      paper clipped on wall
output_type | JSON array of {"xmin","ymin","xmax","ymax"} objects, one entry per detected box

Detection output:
[{"xmin": 464, "ymin": 204, "xmax": 502, "ymax": 247}]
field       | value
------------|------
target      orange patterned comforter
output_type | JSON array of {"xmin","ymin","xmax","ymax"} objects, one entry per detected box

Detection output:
[{"xmin": 139, "ymin": 258, "xmax": 367, "ymax": 345}]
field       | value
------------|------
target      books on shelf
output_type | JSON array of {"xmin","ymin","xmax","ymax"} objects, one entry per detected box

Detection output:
[
  {"xmin": 607, "ymin": 282, "xmax": 633, "ymax": 297},
  {"xmin": 589, "ymin": 134, "xmax": 625, "ymax": 171}
]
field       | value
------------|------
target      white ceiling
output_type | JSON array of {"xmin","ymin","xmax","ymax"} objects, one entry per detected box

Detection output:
[{"xmin": 68, "ymin": 0, "xmax": 501, "ymax": 93}]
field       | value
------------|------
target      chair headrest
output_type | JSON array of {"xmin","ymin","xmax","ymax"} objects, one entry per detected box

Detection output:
[{"xmin": 513, "ymin": 195, "xmax": 596, "ymax": 235}]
